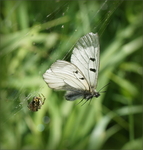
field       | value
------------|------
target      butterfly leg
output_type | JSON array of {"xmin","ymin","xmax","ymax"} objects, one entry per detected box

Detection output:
[{"xmin": 76, "ymin": 98, "xmax": 84, "ymax": 106}]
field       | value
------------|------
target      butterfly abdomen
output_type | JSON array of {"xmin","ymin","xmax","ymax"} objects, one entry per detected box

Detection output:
[
  {"xmin": 65, "ymin": 90, "xmax": 85, "ymax": 101},
  {"xmin": 65, "ymin": 89, "xmax": 100, "ymax": 101}
]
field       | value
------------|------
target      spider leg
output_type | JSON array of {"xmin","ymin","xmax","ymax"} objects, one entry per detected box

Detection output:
[{"xmin": 40, "ymin": 93, "xmax": 46, "ymax": 104}]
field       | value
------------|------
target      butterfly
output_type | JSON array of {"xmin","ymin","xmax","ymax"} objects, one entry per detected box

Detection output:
[{"xmin": 43, "ymin": 32, "xmax": 101, "ymax": 101}]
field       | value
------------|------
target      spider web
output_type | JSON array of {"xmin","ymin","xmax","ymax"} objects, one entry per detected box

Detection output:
[{"xmin": 0, "ymin": 0, "xmax": 123, "ymax": 137}]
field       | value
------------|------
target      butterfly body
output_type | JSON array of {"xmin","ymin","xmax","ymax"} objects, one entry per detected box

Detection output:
[
  {"xmin": 65, "ymin": 89, "xmax": 100, "ymax": 101},
  {"xmin": 43, "ymin": 32, "xmax": 100, "ymax": 101}
]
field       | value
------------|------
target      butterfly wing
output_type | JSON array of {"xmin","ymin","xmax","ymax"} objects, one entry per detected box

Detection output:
[
  {"xmin": 43, "ymin": 60, "xmax": 90, "ymax": 92},
  {"xmin": 71, "ymin": 32, "xmax": 100, "ymax": 89}
]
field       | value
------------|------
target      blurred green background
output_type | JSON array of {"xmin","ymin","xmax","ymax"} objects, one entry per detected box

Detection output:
[{"xmin": 0, "ymin": 0, "xmax": 142, "ymax": 150}]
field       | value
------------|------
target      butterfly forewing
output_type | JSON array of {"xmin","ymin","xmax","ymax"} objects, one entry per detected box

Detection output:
[
  {"xmin": 43, "ymin": 60, "xmax": 90, "ymax": 91},
  {"xmin": 71, "ymin": 33, "xmax": 100, "ymax": 89}
]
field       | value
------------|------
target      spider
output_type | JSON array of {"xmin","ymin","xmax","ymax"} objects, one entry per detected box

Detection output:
[{"xmin": 27, "ymin": 94, "xmax": 46, "ymax": 112}]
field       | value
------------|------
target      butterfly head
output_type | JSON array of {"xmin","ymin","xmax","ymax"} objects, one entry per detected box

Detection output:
[
  {"xmin": 84, "ymin": 90, "xmax": 100, "ymax": 100},
  {"xmin": 94, "ymin": 92, "xmax": 100, "ymax": 98}
]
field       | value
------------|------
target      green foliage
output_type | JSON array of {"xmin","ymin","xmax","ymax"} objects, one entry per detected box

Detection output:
[{"xmin": 0, "ymin": 1, "xmax": 142, "ymax": 150}]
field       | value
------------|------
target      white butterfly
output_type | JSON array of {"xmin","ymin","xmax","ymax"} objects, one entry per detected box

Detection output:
[{"xmin": 43, "ymin": 32, "xmax": 100, "ymax": 101}]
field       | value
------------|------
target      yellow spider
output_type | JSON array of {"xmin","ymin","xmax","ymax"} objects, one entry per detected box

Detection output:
[{"xmin": 28, "ymin": 94, "xmax": 46, "ymax": 112}]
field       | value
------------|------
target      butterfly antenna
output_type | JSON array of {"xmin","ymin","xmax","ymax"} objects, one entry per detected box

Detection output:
[
  {"xmin": 99, "ymin": 91, "xmax": 106, "ymax": 93},
  {"xmin": 98, "ymin": 82, "xmax": 110, "ymax": 93}
]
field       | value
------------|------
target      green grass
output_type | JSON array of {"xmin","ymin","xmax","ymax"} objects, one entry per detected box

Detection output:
[{"xmin": 0, "ymin": 1, "xmax": 142, "ymax": 150}]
